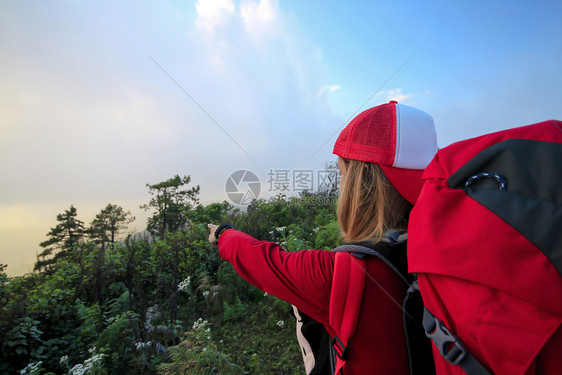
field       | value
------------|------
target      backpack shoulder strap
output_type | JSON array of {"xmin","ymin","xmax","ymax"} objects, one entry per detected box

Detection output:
[
  {"xmin": 329, "ymin": 233, "xmax": 408, "ymax": 374},
  {"xmin": 335, "ymin": 236, "xmax": 437, "ymax": 375},
  {"xmin": 334, "ymin": 243, "xmax": 409, "ymax": 286},
  {"xmin": 329, "ymin": 251, "xmax": 367, "ymax": 374}
]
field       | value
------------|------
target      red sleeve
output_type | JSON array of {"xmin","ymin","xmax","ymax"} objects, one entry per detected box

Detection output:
[{"xmin": 218, "ymin": 229, "xmax": 334, "ymax": 324}]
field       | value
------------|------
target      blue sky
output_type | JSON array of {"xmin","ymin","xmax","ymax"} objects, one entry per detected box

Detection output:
[{"xmin": 1, "ymin": 0, "xmax": 561, "ymax": 275}]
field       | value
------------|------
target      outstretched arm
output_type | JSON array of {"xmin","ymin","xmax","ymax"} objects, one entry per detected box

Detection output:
[{"xmin": 208, "ymin": 224, "xmax": 334, "ymax": 325}]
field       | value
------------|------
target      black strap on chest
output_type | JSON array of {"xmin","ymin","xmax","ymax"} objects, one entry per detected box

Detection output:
[
  {"xmin": 333, "ymin": 231, "xmax": 410, "ymax": 285},
  {"xmin": 330, "ymin": 232, "xmax": 412, "ymax": 374}
]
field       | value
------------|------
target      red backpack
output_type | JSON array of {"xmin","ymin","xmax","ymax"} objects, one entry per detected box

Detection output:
[
  {"xmin": 408, "ymin": 120, "xmax": 562, "ymax": 374},
  {"xmin": 295, "ymin": 233, "xmax": 435, "ymax": 375}
]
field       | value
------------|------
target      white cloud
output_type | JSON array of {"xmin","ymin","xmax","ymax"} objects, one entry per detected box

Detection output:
[
  {"xmin": 321, "ymin": 84, "xmax": 341, "ymax": 95},
  {"xmin": 187, "ymin": 0, "xmax": 337, "ymax": 162},
  {"xmin": 383, "ymin": 88, "xmax": 413, "ymax": 103},
  {"xmin": 316, "ymin": 84, "xmax": 343, "ymax": 111},
  {"xmin": 240, "ymin": 0, "xmax": 277, "ymax": 36},
  {"xmin": 0, "ymin": 0, "xmax": 343, "ymax": 275},
  {"xmin": 195, "ymin": 0, "xmax": 236, "ymax": 32}
]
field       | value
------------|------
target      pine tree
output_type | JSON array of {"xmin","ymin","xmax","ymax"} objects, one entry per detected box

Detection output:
[
  {"xmin": 89, "ymin": 204, "xmax": 135, "ymax": 250},
  {"xmin": 34, "ymin": 205, "xmax": 85, "ymax": 272},
  {"xmin": 140, "ymin": 175, "xmax": 200, "ymax": 238}
]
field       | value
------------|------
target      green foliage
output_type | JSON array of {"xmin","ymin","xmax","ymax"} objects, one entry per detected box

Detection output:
[
  {"xmin": 89, "ymin": 204, "xmax": 135, "ymax": 249},
  {"xmin": 314, "ymin": 220, "xmax": 343, "ymax": 249},
  {"xmin": 157, "ymin": 320, "xmax": 242, "ymax": 375},
  {"xmin": 213, "ymin": 294, "xmax": 303, "ymax": 374},
  {"xmin": 141, "ymin": 175, "xmax": 200, "ymax": 238},
  {"xmin": 5, "ymin": 317, "xmax": 43, "ymax": 356},
  {"xmin": 95, "ymin": 310, "xmax": 139, "ymax": 373},
  {"xmin": 187, "ymin": 201, "xmax": 236, "ymax": 226},
  {"xmin": 2, "ymin": 170, "xmax": 342, "ymax": 375},
  {"xmin": 35, "ymin": 205, "xmax": 86, "ymax": 273}
]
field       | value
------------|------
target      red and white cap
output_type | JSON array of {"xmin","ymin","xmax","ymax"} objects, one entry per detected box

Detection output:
[{"xmin": 333, "ymin": 101, "xmax": 437, "ymax": 204}]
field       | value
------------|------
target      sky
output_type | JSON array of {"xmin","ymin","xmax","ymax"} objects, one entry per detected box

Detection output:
[{"xmin": 1, "ymin": 0, "xmax": 562, "ymax": 276}]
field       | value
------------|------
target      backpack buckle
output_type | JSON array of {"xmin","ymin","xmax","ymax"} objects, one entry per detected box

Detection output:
[
  {"xmin": 422, "ymin": 309, "xmax": 467, "ymax": 366},
  {"xmin": 381, "ymin": 230, "xmax": 401, "ymax": 244}
]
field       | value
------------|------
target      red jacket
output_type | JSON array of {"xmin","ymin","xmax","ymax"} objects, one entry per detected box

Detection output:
[{"xmin": 219, "ymin": 229, "xmax": 409, "ymax": 374}]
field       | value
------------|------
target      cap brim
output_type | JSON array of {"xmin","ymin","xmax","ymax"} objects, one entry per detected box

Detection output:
[{"xmin": 380, "ymin": 165, "xmax": 425, "ymax": 205}]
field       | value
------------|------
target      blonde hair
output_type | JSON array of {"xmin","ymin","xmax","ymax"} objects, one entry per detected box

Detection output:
[{"xmin": 337, "ymin": 158, "xmax": 412, "ymax": 243}]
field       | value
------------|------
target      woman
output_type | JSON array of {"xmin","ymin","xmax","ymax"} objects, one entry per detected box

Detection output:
[{"xmin": 208, "ymin": 101, "xmax": 437, "ymax": 374}]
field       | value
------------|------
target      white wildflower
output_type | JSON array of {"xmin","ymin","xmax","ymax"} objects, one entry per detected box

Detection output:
[
  {"xmin": 135, "ymin": 341, "xmax": 152, "ymax": 351},
  {"xmin": 192, "ymin": 317, "xmax": 208, "ymax": 330},
  {"xmin": 86, "ymin": 353, "xmax": 104, "ymax": 364},
  {"xmin": 68, "ymin": 352, "xmax": 104, "ymax": 375},
  {"xmin": 59, "ymin": 355, "xmax": 69, "ymax": 364},
  {"xmin": 69, "ymin": 364, "xmax": 85, "ymax": 375},
  {"xmin": 276, "ymin": 320, "xmax": 285, "ymax": 328},
  {"xmin": 192, "ymin": 317, "xmax": 203, "ymax": 329},
  {"xmin": 178, "ymin": 276, "xmax": 191, "ymax": 291},
  {"xmin": 202, "ymin": 291, "xmax": 210, "ymax": 297},
  {"xmin": 276, "ymin": 226, "xmax": 286, "ymax": 232},
  {"xmin": 20, "ymin": 361, "xmax": 42, "ymax": 375}
]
